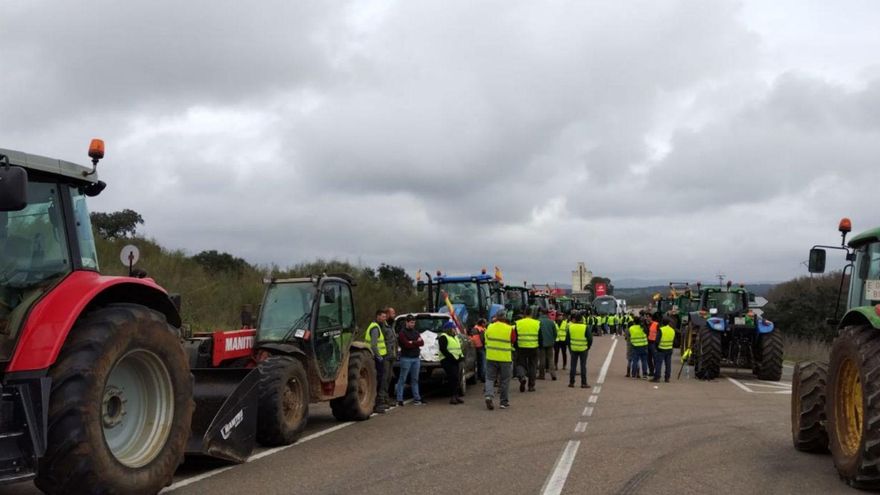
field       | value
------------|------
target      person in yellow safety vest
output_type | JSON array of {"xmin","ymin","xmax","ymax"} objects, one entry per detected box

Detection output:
[
  {"xmin": 651, "ymin": 317, "xmax": 677, "ymax": 383},
  {"xmin": 484, "ymin": 314, "xmax": 516, "ymax": 410},
  {"xmin": 566, "ymin": 312, "xmax": 592, "ymax": 388},
  {"xmin": 627, "ymin": 318, "xmax": 649, "ymax": 379},
  {"xmin": 364, "ymin": 309, "xmax": 389, "ymax": 413},
  {"xmin": 514, "ymin": 310, "xmax": 542, "ymax": 393},
  {"xmin": 555, "ymin": 313, "xmax": 568, "ymax": 370},
  {"xmin": 438, "ymin": 321, "xmax": 465, "ymax": 404}
]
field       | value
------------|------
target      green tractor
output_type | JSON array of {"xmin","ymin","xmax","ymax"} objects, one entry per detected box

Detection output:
[
  {"xmin": 792, "ymin": 218, "xmax": 880, "ymax": 488},
  {"xmin": 503, "ymin": 285, "xmax": 530, "ymax": 320},
  {"xmin": 682, "ymin": 282, "xmax": 782, "ymax": 380}
]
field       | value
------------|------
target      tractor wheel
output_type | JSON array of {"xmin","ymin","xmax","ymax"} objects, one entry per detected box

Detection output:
[
  {"xmin": 34, "ymin": 304, "xmax": 193, "ymax": 495},
  {"xmin": 791, "ymin": 361, "xmax": 829, "ymax": 453},
  {"xmin": 695, "ymin": 326, "xmax": 721, "ymax": 380},
  {"xmin": 330, "ymin": 350, "xmax": 375, "ymax": 421},
  {"xmin": 826, "ymin": 325, "xmax": 880, "ymax": 488},
  {"xmin": 755, "ymin": 330, "xmax": 784, "ymax": 381},
  {"xmin": 256, "ymin": 355, "xmax": 310, "ymax": 446}
]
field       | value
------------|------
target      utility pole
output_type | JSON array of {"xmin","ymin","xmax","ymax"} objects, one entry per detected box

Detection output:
[{"xmin": 716, "ymin": 272, "xmax": 725, "ymax": 287}]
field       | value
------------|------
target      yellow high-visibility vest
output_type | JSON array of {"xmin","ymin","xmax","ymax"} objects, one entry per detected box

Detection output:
[
  {"xmin": 556, "ymin": 320, "xmax": 568, "ymax": 342},
  {"xmin": 439, "ymin": 333, "xmax": 462, "ymax": 360},
  {"xmin": 516, "ymin": 317, "xmax": 540, "ymax": 349},
  {"xmin": 628, "ymin": 324, "xmax": 648, "ymax": 347},
  {"xmin": 568, "ymin": 323, "xmax": 589, "ymax": 352},
  {"xmin": 365, "ymin": 322, "xmax": 387, "ymax": 356},
  {"xmin": 485, "ymin": 322, "xmax": 513, "ymax": 362},
  {"xmin": 658, "ymin": 325, "xmax": 675, "ymax": 351}
]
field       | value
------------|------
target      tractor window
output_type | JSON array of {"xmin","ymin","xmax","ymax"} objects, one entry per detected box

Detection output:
[
  {"xmin": 853, "ymin": 243, "xmax": 880, "ymax": 307},
  {"xmin": 315, "ymin": 283, "xmax": 346, "ymax": 379},
  {"xmin": 257, "ymin": 283, "xmax": 316, "ymax": 342},
  {"xmin": 70, "ymin": 188, "xmax": 99, "ymax": 270},
  {"xmin": 440, "ymin": 282, "xmax": 479, "ymax": 312},
  {"xmin": 705, "ymin": 292, "xmax": 746, "ymax": 314}
]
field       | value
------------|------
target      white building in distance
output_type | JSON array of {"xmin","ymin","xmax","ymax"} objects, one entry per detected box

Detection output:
[{"xmin": 571, "ymin": 262, "xmax": 593, "ymax": 293}]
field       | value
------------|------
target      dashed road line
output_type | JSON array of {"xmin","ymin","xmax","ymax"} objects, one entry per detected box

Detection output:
[
  {"xmin": 593, "ymin": 386, "xmax": 602, "ymax": 394},
  {"xmin": 540, "ymin": 440, "xmax": 581, "ymax": 495},
  {"xmin": 541, "ymin": 339, "xmax": 618, "ymax": 495}
]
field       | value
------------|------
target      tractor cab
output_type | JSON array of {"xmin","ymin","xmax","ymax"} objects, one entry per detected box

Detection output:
[
  {"xmin": 700, "ymin": 287, "xmax": 749, "ymax": 317},
  {"xmin": 592, "ymin": 295, "xmax": 617, "ymax": 316},
  {"xmin": 0, "ymin": 146, "xmax": 102, "ymax": 360},
  {"xmin": 255, "ymin": 276, "xmax": 356, "ymax": 380},
  {"xmin": 555, "ymin": 296, "xmax": 573, "ymax": 315},
  {"xmin": 845, "ymin": 231, "xmax": 880, "ymax": 311},
  {"xmin": 504, "ymin": 285, "xmax": 529, "ymax": 317},
  {"xmin": 418, "ymin": 270, "xmax": 505, "ymax": 327}
]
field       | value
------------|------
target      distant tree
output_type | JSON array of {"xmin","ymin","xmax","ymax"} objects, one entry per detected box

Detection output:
[
  {"xmin": 764, "ymin": 272, "xmax": 848, "ymax": 342},
  {"xmin": 91, "ymin": 209, "xmax": 144, "ymax": 239},
  {"xmin": 377, "ymin": 263, "xmax": 415, "ymax": 294},
  {"xmin": 193, "ymin": 250, "xmax": 249, "ymax": 274}
]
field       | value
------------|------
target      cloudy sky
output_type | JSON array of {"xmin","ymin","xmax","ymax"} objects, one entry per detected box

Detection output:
[{"xmin": 3, "ymin": 0, "xmax": 879, "ymax": 286}]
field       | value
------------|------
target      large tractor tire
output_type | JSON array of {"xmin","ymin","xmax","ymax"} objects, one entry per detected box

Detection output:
[
  {"xmin": 256, "ymin": 355, "xmax": 310, "ymax": 446},
  {"xmin": 791, "ymin": 361, "xmax": 829, "ymax": 453},
  {"xmin": 35, "ymin": 304, "xmax": 193, "ymax": 495},
  {"xmin": 695, "ymin": 326, "xmax": 721, "ymax": 380},
  {"xmin": 826, "ymin": 325, "xmax": 880, "ymax": 488},
  {"xmin": 755, "ymin": 330, "xmax": 784, "ymax": 381},
  {"xmin": 330, "ymin": 350, "xmax": 376, "ymax": 421}
]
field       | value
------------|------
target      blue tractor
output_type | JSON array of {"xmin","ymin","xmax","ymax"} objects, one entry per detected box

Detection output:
[
  {"xmin": 684, "ymin": 282, "xmax": 782, "ymax": 381},
  {"xmin": 417, "ymin": 270, "xmax": 506, "ymax": 328}
]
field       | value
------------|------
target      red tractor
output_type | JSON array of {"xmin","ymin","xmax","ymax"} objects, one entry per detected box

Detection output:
[{"xmin": 0, "ymin": 142, "xmax": 256, "ymax": 494}]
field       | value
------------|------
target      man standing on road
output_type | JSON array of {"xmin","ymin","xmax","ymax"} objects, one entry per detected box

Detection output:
[
  {"xmin": 555, "ymin": 313, "xmax": 568, "ymax": 370},
  {"xmin": 484, "ymin": 314, "xmax": 516, "ymax": 410},
  {"xmin": 381, "ymin": 307, "xmax": 398, "ymax": 408},
  {"xmin": 365, "ymin": 309, "xmax": 389, "ymax": 414},
  {"xmin": 651, "ymin": 317, "xmax": 676, "ymax": 383},
  {"xmin": 566, "ymin": 312, "xmax": 592, "ymax": 388},
  {"xmin": 396, "ymin": 314, "xmax": 425, "ymax": 406},
  {"xmin": 628, "ymin": 318, "xmax": 649, "ymax": 379},
  {"xmin": 438, "ymin": 321, "xmax": 465, "ymax": 404},
  {"xmin": 468, "ymin": 318, "xmax": 488, "ymax": 382},
  {"xmin": 537, "ymin": 309, "xmax": 558, "ymax": 381},
  {"xmin": 514, "ymin": 310, "xmax": 541, "ymax": 392}
]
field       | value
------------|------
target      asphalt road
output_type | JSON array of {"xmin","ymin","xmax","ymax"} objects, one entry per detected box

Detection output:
[{"xmin": 1, "ymin": 335, "xmax": 858, "ymax": 494}]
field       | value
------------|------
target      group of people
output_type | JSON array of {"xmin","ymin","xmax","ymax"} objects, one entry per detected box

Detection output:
[{"xmin": 363, "ymin": 306, "xmax": 679, "ymax": 415}]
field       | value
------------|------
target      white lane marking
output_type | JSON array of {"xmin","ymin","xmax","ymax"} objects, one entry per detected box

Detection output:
[
  {"xmin": 596, "ymin": 338, "xmax": 619, "ymax": 385},
  {"xmin": 592, "ymin": 386, "xmax": 602, "ymax": 394},
  {"xmin": 574, "ymin": 422, "xmax": 588, "ymax": 433},
  {"xmin": 162, "ymin": 422, "xmax": 355, "ymax": 492},
  {"xmin": 540, "ymin": 440, "xmax": 581, "ymax": 495},
  {"xmin": 727, "ymin": 377, "xmax": 753, "ymax": 393},
  {"xmin": 727, "ymin": 377, "xmax": 792, "ymax": 394},
  {"xmin": 164, "ymin": 398, "xmax": 414, "ymax": 492},
  {"xmin": 582, "ymin": 406, "xmax": 593, "ymax": 417},
  {"xmin": 588, "ymin": 395, "xmax": 598, "ymax": 404}
]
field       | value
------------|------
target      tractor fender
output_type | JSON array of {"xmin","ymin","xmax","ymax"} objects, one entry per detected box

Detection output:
[
  {"xmin": 349, "ymin": 340, "xmax": 374, "ymax": 356},
  {"xmin": 706, "ymin": 317, "xmax": 727, "ymax": 332},
  {"xmin": 256, "ymin": 343, "xmax": 307, "ymax": 359},
  {"xmin": 757, "ymin": 317, "xmax": 775, "ymax": 334},
  {"xmin": 840, "ymin": 307, "xmax": 880, "ymax": 330},
  {"xmin": 488, "ymin": 303, "xmax": 504, "ymax": 321},
  {"xmin": 688, "ymin": 311, "xmax": 707, "ymax": 328},
  {"xmin": 6, "ymin": 271, "xmax": 180, "ymax": 373}
]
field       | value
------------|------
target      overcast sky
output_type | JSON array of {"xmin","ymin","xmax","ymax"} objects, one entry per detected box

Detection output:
[{"xmin": 3, "ymin": 0, "xmax": 879, "ymax": 286}]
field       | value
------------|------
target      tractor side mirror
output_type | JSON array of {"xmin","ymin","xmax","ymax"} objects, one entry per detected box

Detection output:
[
  {"xmin": 0, "ymin": 163, "xmax": 28, "ymax": 212},
  {"xmin": 808, "ymin": 248, "xmax": 827, "ymax": 273}
]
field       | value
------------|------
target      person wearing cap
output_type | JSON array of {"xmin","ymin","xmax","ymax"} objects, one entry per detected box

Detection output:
[
  {"xmin": 438, "ymin": 320, "xmax": 465, "ymax": 404},
  {"xmin": 396, "ymin": 314, "xmax": 425, "ymax": 405}
]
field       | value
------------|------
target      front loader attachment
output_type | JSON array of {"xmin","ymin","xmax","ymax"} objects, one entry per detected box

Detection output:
[{"xmin": 188, "ymin": 367, "xmax": 261, "ymax": 463}]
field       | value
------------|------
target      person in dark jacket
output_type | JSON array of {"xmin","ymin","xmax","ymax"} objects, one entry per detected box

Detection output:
[
  {"xmin": 438, "ymin": 321, "xmax": 465, "ymax": 404},
  {"xmin": 396, "ymin": 314, "xmax": 425, "ymax": 405},
  {"xmin": 537, "ymin": 309, "xmax": 558, "ymax": 381}
]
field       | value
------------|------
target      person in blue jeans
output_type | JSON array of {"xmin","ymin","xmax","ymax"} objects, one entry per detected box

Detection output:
[{"xmin": 396, "ymin": 315, "xmax": 426, "ymax": 405}]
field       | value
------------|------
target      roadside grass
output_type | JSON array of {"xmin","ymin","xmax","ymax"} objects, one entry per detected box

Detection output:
[{"xmin": 783, "ymin": 334, "xmax": 830, "ymax": 364}]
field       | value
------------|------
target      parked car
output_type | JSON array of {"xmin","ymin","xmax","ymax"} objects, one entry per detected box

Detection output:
[{"xmin": 393, "ymin": 313, "xmax": 477, "ymax": 391}]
